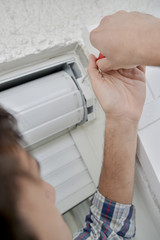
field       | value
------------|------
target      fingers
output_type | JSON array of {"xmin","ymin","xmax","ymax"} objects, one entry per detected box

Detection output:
[
  {"xmin": 96, "ymin": 58, "xmax": 113, "ymax": 72},
  {"xmin": 88, "ymin": 54, "xmax": 97, "ymax": 71},
  {"xmin": 118, "ymin": 67, "xmax": 145, "ymax": 82}
]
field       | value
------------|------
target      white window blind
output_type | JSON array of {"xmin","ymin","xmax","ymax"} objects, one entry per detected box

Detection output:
[{"xmin": 31, "ymin": 133, "xmax": 96, "ymax": 213}]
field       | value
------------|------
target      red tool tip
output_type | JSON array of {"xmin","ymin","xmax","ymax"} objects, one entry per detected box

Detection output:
[{"xmin": 97, "ymin": 53, "xmax": 105, "ymax": 61}]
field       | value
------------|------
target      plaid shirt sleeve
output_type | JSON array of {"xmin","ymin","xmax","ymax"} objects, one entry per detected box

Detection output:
[{"xmin": 73, "ymin": 190, "xmax": 136, "ymax": 240}]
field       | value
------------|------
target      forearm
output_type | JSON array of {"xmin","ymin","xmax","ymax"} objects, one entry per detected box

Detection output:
[
  {"xmin": 74, "ymin": 117, "xmax": 138, "ymax": 239},
  {"xmin": 99, "ymin": 117, "xmax": 138, "ymax": 204}
]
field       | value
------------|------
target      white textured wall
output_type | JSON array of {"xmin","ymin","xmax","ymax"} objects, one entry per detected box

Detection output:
[{"xmin": 0, "ymin": 0, "xmax": 160, "ymax": 63}]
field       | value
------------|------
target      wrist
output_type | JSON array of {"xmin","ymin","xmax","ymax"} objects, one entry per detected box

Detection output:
[
  {"xmin": 106, "ymin": 115, "xmax": 139, "ymax": 130},
  {"xmin": 105, "ymin": 116, "xmax": 138, "ymax": 140}
]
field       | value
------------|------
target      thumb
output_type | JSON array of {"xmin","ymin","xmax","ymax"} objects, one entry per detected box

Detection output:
[
  {"xmin": 88, "ymin": 54, "xmax": 100, "ymax": 83},
  {"xmin": 96, "ymin": 58, "xmax": 113, "ymax": 72},
  {"xmin": 88, "ymin": 54, "xmax": 104, "ymax": 92},
  {"xmin": 88, "ymin": 54, "xmax": 98, "ymax": 75}
]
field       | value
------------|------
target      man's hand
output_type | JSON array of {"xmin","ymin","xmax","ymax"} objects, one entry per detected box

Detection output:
[
  {"xmin": 88, "ymin": 54, "xmax": 146, "ymax": 123},
  {"xmin": 90, "ymin": 11, "xmax": 160, "ymax": 71},
  {"xmin": 88, "ymin": 55, "xmax": 146, "ymax": 204}
]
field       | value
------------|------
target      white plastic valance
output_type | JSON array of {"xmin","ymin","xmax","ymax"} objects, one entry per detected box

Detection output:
[{"xmin": 0, "ymin": 71, "xmax": 85, "ymax": 146}]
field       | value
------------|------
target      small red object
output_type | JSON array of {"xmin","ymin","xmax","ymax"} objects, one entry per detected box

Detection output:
[{"xmin": 97, "ymin": 53, "xmax": 105, "ymax": 61}]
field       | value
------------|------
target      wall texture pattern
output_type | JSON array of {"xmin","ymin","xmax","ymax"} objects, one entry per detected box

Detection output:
[{"xmin": 0, "ymin": 0, "xmax": 160, "ymax": 63}]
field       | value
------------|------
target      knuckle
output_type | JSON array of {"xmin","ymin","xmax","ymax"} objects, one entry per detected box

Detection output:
[
  {"xmin": 90, "ymin": 29, "xmax": 95, "ymax": 39},
  {"xmin": 90, "ymin": 29, "xmax": 97, "ymax": 45},
  {"xmin": 100, "ymin": 15, "xmax": 110, "ymax": 25},
  {"xmin": 116, "ymin": 10, "xmax": 126, "ymax": 14}
]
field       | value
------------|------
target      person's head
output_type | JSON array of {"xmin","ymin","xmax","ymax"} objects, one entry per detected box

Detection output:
[{"xmin": 0, "ymin": 106, "xmax": 72, "ymax": 240}]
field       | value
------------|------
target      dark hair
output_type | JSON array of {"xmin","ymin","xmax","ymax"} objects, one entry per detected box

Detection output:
[{"xmin": 0, "ymin": 106, "xmax": 38, "ymax": 240}]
